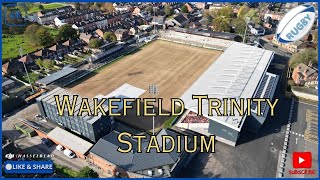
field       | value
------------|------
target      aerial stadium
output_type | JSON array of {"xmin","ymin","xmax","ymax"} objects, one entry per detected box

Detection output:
[{"xmin": 55, "ymin": 29, "xmax": 279, "ymax": 146}]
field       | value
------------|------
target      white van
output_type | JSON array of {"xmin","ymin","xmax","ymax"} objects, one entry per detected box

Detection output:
[
  {"xmin": 63, "ymin": 149, "xmax": 76, "ymax": 158},
  {"xmin": 56, "ymin": 144, "xmax": 64, "ymax": 151}
]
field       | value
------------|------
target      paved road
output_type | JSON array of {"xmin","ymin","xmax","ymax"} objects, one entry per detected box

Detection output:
[
  {"xmin": 260, "ymin": 39, "xmax": 292, "ymax": 57},
  {"xmin": 281, "ymin": 100, "xmax": 318, "ymax": 178}
]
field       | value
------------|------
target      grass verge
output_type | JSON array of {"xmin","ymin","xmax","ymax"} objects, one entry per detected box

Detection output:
[
  {"xmin": 54, "ymin": 164, "xmax": 78, "ymax": 178},
  {"xmin": 28, "ymin": 3, "xmax": 66, "ymax": 14},
  {"xmin": 2, "ymin": 34, "xmax": 41, "ymax": 63}
]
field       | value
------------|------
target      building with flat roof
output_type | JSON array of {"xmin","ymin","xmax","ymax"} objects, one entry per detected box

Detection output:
[
  {"xmin": 36, "ymin": 87, "xmax": 112, "ymax": 142},
  {"xmin": 47, "ymin": 127, "xmax": 93, "ymax": 159}
]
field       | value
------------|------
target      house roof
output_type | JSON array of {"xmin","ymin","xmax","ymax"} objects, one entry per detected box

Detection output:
[
  {"xmin": 173, "ymin": 14, "xmax": 188, "ymax": 24},
  {"xmin": 2, "ymin": 60, "xmax": 22, "ymax": 72},
  {"xmin": 90, "ymin": 129, "xmax": 186, "ymax": 173},
  {"xmin": 115, "ymin": 29, "xmax": 129, "ymax": 34},
  {"xmin": 33, "ymin": 49, "xmax": 52, "ymax": 58},
  {"xmin": 292, "ymin": 40, "xmax": 304, "ymax": 47},
  {"xmin": 95, "ymin": 29, "xmax": 105, "ymax": 38},
  {"xmin": 80, "ymin": 33, "xmax": 93, "ymax": 43},
  {"xmin": 151, "ymin": 16, "xmax": 165, "ymax": 24},
  {"xmin": 62, "ymin": 39, "xmax": 77, "ymax": 47},
  {"xmin": 296, "ymin": 63, "xmax": 317, "ymax": 77},
  {"xmin": 49, "ymin": 43, "xmax": 66, "ymax": 51},
  {"xmin": 19, "ymin": 55, "xmax": 34, "ymax": 63}
]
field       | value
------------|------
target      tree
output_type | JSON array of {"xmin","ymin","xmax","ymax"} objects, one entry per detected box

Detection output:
[
  {"xmin": 237, "ymin": 5, "xmax": 249, "ymax": 18},
  {"xmin": 209, "ymin": 6, "xmax": 233, "ymax": 32},
  {"xmin": 25, "ymin": 24, "xmax": 41, "ymax": 43},
  {"xmin": 25, "ymin": 25, "xmax": 53, "ymax": 46},
  {"xmin": 213, "ymin": 17, "xmax": 231, "ymax": 32},
  {"xmin": 209, "ymin": 6, "xmax": 233, "ymax": 19},
  {"xmin": 101, "ymin": 3, "xmax": 115, "ymax": 12},
  {"xmin": 77, "ymin": 167, "xmax": 99, "ymax": 178},
  {"xmin": 35, "ymin": 27, "xmax": 53, "ymax": 46},
  {"xmin": 103, "ymin": 32, "xmax": 117, "ymax": 42},
  {"xmin": 57, "ymin": 25, "xmax": 78, "ymax": 41},
  {"xmin": 245, "ymin": 9, "xmax": 261, "ymax": 24},
  {"xmin": 42, "ymin": 59, "xmax": 54, "ymax": 69},
  {"xmin": 289, "ymin": 49, "xmax": 318, "ymax": 68},
  {"xmin": 38, "ymin": 4, "xmax": 44, "ymax": 10},
  {"xmin": 312, "ymin": 30, "xmax": 318, "ymax": 44},
  {"xmin": 89, "ymin": 39, "xmax": 102, "ymax": 48},
  {"xmin": 35, "ymin": 58, "xmax": 43, "ymax": 68},
  {"xmin": 164, "ymin": 5, "xmax": 173, "ymax": 16},
  {"xmin": 233, "ymin": 18, "xmax": 246, "ymax": 35},
  {"xmin": 181, "ymin": 5, "xmax": 189, "ymax": 13}
]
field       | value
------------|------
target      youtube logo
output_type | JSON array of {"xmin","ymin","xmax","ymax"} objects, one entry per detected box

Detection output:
[{"xmin": 293, "ymin": 152, "xmax": 312, "ymax": 168}]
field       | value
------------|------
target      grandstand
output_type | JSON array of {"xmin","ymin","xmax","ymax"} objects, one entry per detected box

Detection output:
[
  {"xmin": 159, "ymin": 30, "xmax": 233, "ymax": 51},
  {"xmin": 36, "ymin": 67, "xmax": 78, "ymax": 87},
  {"xmin": 166, "ymin": 31, "xmax": 279, "ymax": 146}
]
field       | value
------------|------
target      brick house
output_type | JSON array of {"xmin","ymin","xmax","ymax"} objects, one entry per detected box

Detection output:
[
  {"xmin": 80, "ymin": 33, "xmax": 94, "ymax": 44},
  {"xmin": 33, "ymin": 48, "xmax": 54, "ymax": 60},
  {"xmin": 62, "ymin": 39, "xmax": 80, "ymax": 51},
  {"xmin": 2, "ymin": 60, "xmax": 24, "ymax": 75},
  {"xmin": 49, "ymin": 43, "xmax": 69, "ymax": 58},
  {"xmin": 19, "ymin": 54, "xmax": 34, "ymax": 65},
  {"xmin": 292, "ymin": 63, "xmax": 318, "ymax": 86},
  {"xmin": 95, "ymin": 29, "xmax": 105, "ymax": 39},
  {"xmin": 115, "ymin": 29, "xmax": 130, "ymax": 41}
]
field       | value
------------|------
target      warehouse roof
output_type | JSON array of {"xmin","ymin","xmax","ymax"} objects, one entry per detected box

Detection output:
[
  {"xmin": 47, "ymin": 127, "xmax": 93, "ymax": 155},
  {"xmin": 90, "ymin": 129, "xmax": 185, "ymax": 173},
  {"xmin": 37, "ymin": 67, "xmax": 77, "ymax": 86},
  {"xmin": 180, "ymin": 42, "xmax": 274, "ymax": 131}
]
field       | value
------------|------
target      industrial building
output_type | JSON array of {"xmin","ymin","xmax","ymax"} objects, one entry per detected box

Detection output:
[{"xmin": 36, "ymin": 87, "xmax": 112, "ymax": 142}]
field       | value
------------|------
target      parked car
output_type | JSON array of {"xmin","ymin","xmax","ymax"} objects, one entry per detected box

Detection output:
[
  {"xmin": 41, "ymin": 138, "xmax": 53, "ymax": 147},
  {"xmin": 63, "ymin": 149, "xmax": 76, "ymax": 158},
  {"xmin": 3, "ymin": 112, "xmax": 14, "ymax": 118},
  {"xmin": 56, "ymin": 144, "xmax": 64, "ymax": 151}
]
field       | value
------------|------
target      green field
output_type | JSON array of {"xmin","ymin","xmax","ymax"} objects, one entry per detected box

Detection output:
[
  {"xmin": 2, "ymin": 27, "xmax": 59, "ymax": 64},
  {"xmin": 28, "ymin": 3, "xmax": 66, "ymax": 14},
  {"xmin": 2, "ymin": 34, "xmax": 41, "ymax": 63}
]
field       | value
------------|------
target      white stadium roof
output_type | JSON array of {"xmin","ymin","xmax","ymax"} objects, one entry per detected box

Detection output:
[
  {"xmin": 180, "ymin": 42, "xmax": 274, "ymax": 131},
  {"xmin": 94, "ymin": 83, "xmax": 146, "ymax": 113}
]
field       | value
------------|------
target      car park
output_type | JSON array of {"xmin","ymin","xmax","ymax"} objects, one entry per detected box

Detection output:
[{"xmin": 41, "ymin": 138, "xmax": 53, "ymax": 147}]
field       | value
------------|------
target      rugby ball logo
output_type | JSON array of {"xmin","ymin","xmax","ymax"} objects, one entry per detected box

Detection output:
[{"xmin": 276, "ymin": 4, "xmax": 316, "ymax": 44}]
